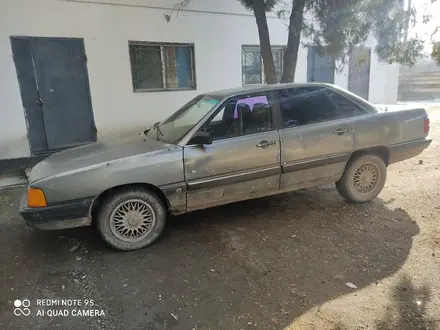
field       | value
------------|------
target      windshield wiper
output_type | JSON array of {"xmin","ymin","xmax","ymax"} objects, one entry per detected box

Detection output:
[{"xmin": 152, "ymin": 122, "xmax": 164, "ymax": 141}]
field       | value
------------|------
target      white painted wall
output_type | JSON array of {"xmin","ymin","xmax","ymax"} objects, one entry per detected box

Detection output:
[
  {"xmin": 0, "ymin": 0, "xmax": 398, "ymax": 160},
  {"xmin": 369, "ymin": 52, "xmax": 400, "ymax": 104}
]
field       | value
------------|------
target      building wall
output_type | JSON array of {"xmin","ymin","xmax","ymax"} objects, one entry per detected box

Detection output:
[
  {"xmin": 0, "ymin": 0, "xmax": 398, "ymax": 160},
  {"xmin": 368, "ymin": 50, "xmax": 400, "ymax": 104}
]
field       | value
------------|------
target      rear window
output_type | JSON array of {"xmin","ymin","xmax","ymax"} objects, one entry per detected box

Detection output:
[
  {"xmin": 328, "ymin": 86, "xmax": 378, "ymax": 114},
  {"xmin": 326, "ymin": 90, "xmax": 368, "ymax": 119}
]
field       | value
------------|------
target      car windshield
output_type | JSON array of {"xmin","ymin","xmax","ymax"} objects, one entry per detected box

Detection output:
[{"xmin": 148, "ymin": 95, "xmax": 221, "ymax": 144}]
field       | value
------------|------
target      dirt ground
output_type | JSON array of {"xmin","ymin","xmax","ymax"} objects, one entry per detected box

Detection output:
[{"xmin": 0, "ymin": 108, "xmax": 439, "ymax": 330}]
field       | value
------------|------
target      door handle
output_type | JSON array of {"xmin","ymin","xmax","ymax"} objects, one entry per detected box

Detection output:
[
  {"xmin": 333, "ymin": 128, "xmax": 350, "ymax": 135},
  {"xmin": 256, "ymin": 140, "xmax": 276, "ymax": 148}
]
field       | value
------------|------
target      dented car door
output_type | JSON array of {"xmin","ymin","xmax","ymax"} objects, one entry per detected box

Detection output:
[
  {"xmin": 277, "ymin": 87, "xmax": 356, "ymax": 190},
  {"xmin": 183, "ymin": 93, "xmax": 281, "ymax": 211}
]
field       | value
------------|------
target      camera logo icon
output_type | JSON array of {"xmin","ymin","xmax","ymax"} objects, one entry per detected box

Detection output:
[{"xmin": 13, "ymin": 299, "xmax": 31, "ymax": 316}]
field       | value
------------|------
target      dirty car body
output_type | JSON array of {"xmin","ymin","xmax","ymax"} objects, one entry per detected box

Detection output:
[{"xmin": 19, "ymin": 83, "xmax": 432, "ymax": 250}]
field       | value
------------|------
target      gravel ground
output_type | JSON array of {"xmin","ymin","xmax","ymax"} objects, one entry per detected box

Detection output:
[{"xmin": 0, "ymin": 108, "xmax": 439, "ymax": 330}]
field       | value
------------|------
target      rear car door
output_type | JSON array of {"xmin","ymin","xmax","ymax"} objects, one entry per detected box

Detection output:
[
  {"xmin": 183, "ymin": 92, "xmax": 281, "ymax": 211},
  {"xmin": 277, "ymin": 87, "xmax": 365, "ymax": 190}
]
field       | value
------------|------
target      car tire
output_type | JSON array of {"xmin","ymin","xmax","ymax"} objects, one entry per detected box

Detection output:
[
  {"xmin": 96, "ymin": 187, "xmax": 166, "ymax": 251},
  {"xmin": 336, "ymin": 154, "xmax": 387, "ymax": 203}
]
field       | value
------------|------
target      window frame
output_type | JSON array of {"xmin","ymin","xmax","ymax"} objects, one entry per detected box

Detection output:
[
  {"xmin": 241, "ymin": 45, "xmax": 285, "ymax": 86},
  {"xmin": 128, "ymin": 41, "xmax": 197, "ymax": 93},
  {"xmin": 188, "ymin": 91, "xmax": 280, "ymax": 144},
  {"xmin": 275, "ymin": 86, "xmax": 370, "ymax": 130},
  {"xmin": 324, "ymin": 89, "xmax": 369, "ymax": 119}
]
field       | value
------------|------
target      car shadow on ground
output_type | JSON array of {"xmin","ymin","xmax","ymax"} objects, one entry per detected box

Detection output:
[{"xmin": 0, "ymin": 186, "xmax": 420, "ymax": 329}]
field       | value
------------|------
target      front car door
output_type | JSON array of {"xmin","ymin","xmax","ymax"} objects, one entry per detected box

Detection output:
[
  {"xmin": 183, "ymin": 92, "xmax": 281, "ymax": 211},
  {"xmin": 277, "ymin": 86, "xmax": 367, "ymax": 190}
]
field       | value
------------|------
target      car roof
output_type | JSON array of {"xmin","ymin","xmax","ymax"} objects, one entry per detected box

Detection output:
[
  {"xmin": 204, "ymin": 82, "xmax": 378, "ymax": 113},
  {"xmin": 206, "ymin": 82, "xmax": 335, "ymax": 98}
]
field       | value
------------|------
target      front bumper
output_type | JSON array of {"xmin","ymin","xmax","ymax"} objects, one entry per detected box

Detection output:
[{"xmin": 19, "ymin": 192, "xmax": 94, "ymax": 230}]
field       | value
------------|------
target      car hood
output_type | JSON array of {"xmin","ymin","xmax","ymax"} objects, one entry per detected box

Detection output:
[{"xmin": 29, "ymin": 135, "xmax": 174, "ymax": 183}]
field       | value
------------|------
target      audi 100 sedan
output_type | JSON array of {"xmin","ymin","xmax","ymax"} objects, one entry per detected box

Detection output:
[{"xmin": 20, "ymin": 83, "xmax": 432, "ymax": 251}]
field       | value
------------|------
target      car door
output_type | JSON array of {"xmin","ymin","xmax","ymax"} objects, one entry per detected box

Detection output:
[
  {"xmin": 183, "ymin": 92, "xmax": 281, "ymax": 211},
  {"xmin": 277, "ymin": 86, "xmax": 358, "ymax": 190}
]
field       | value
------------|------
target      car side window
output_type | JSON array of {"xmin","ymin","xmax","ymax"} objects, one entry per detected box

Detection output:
[
  {"xmin": 202, "ymin": 94, "xmax": 273, "ymax": 141},
  {"xmin": 326, "ymin": 90, "xmax": 367, "ymax": 119},
  {"xmin": 210, "ymin": 107, "xmax": 225, "ymax": 123},
  {"xmin": 277, "ymin": 87, "xmax": 336, "ymax": 128}
]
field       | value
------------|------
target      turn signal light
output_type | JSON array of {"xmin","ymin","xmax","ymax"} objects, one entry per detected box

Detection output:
[{"xmin": 27, "ymin": 187, "xmax": 47, "ymax": 208}]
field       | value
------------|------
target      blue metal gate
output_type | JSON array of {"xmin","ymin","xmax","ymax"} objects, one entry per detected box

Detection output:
[
  {"xmin": 11, "ymin": 37, "xmax": 96, "ymax": 154},
  {"xmin": 307, "ymin": 47, "xmax": 335, "ymax": 84}
]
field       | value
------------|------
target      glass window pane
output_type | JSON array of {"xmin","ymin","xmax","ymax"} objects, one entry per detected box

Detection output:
[
  {"xmin": 173, "ymin": 97, "xmax": 218, "ymax": 126},
  {"xmin": 159, "ymin": 96, "xmax": 220, "ymax": 144},
  {"xmin": 129, "ymin": 44, "xmax": 163, "ymax": 90},
  {"xmin": 164, "ymin": 45, "xmax": 194, "ymax": 89},
  {"xmin": 176, "ymin": 46, "xmax": 194, "ymax": 88},
  {"xmin": 234, "ymin": 95, "xmax": 268, "ymax": 118},
  {"xmin": 277, "ymin": 87, "xmax": 336, "ymax": 128},
  {"xmin": 211, "ymin": 108, "xmax": 225, "ymax": 122},
  {"xmin": 326, "ymin": 90, "xmax": 366, "ymax": 119},
  {"xmin": 242, "ymin": 46, "xmax": 284, "ymax": 85},
  {"xmin": 129, "ymin": 42, "xmax": 195, "ymax": 91},
  {"xmin": 242, "ymin": 48, "xmax": 262, "ymax": 85},
  {"xmin": 272, "ymin": 49, "xmax": 283, "ymax": 82},
  {"xmin": 240, "ymin": 95, "xmax": 272, "ymax": 135},
  {"xmin": 164, "ymin": 46, "xmax": 178, "ymax": 89},
  {"xmin": 204, "ymin": 100, "xmax": 239, "ymax": 141},
  {"xmin": 204, "ymin": 94, "xmax": 272, "ymax": 141}
]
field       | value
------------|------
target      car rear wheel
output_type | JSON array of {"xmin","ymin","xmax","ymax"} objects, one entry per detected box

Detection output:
[
  {"xmin": 336, "ymin": 154, "xmax": 387, "ymax": 203},
  {"xmin": 97, "ymin": 188, "xmax": 166, "ymax": 251}
]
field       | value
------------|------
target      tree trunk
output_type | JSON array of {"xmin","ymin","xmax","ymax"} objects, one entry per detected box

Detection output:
[
  {"xmin": 280, "ymin": 0, "xmax": 306, "ymax": 83},
  {"xmin": 253, "ymin": 0, "xmax": 277, "ymax": 84},
  {"xmin": 404, "ymin": 0, "xmax": 412, "ymax": 42}
]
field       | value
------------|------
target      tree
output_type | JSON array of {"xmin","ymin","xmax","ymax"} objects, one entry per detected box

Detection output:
[
  {"xmin": 279, "ymin": 0, "xmax": 306, "ymax": 82},
  {"xmin": 279, "ymin": 0, "xmax": 439, "ymax": 81},
  {"xmin": 239, "ymin": 0, "xmax": 279, "ymax": 83},
  {"xmin": 168, "ymin": 0, "xmax": 440, "ymax": 83}
]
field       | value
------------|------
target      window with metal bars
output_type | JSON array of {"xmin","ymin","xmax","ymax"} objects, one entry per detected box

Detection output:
[
  {"xmin": 129, "ymin": 41, "xmax": 196, "ymax": 92},
  {"xmin": 242, "ymin": 45, "xmax": 284, "ymax": 85}
]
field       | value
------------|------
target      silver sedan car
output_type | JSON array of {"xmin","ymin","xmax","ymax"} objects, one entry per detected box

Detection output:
[{"xmin": 20, "ymin": 83, "xmax": 432, "ymax": 250}]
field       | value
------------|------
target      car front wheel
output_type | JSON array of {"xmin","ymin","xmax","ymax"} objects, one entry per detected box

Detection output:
[
  {"xmin": 336, "ymin": 154, "xmax": 387, "ymax": 203},
  {"xmin": 97, "ymin": 187, "xmax": 166, "ymax": 251}
]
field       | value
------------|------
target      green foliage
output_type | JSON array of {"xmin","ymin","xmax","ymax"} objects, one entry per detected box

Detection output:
[
  {"xmin": 302, "ymin": 0, "xmax": 375, "ymax": 63},
  {"xmin": 376, "ymin": 38, "xmax": 425, "ymax": 66},
  {"xmin": 295, "ymin": 0, "xmax": 438, "ymax": 67}
]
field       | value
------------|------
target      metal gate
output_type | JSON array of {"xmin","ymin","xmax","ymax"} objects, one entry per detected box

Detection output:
[
  {"xmin": 307, "ymin": 47, "xmax": 335, "ymax": 83},
  {"xmin": 348, "ymin": 47, "xmax": 371, "ymax": 100},
  {"xmin": 11, "ymin": 37, "xmax": 96, "ymax": 154}
]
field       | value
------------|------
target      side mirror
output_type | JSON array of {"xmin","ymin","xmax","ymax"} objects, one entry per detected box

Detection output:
[{"xmin": 189, "ymin": 131, "xmax": 212, "ymax": 146}]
